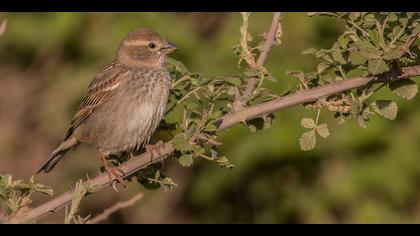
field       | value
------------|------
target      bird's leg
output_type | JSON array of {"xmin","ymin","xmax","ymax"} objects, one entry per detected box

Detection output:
[
  {"xmin": 145, "ymin": 143, "xmax": 163, "ymax": 162},
  {"xmin": 99, "ymin": 152, "xmax": 126, "ymax": 191}
]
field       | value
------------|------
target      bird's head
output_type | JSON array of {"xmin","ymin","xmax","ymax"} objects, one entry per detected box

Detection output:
[{"xmin": 117, "ymin": 28, "xmax": 177, "ymax": 68}]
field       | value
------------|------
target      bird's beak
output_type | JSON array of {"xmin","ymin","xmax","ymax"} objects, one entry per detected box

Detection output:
[{"xmin": 160, "ymin": 42, "xmax": 177, "ymax": 54}]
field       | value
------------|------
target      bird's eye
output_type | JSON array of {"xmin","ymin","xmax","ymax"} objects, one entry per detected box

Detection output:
[{"xmin": 148, "ymin": 43, "xmax": 156, "ymax": 49}]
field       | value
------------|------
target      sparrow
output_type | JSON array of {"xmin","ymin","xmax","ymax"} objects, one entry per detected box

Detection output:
[{"xmin": 37, "ymin": 28, "xmax": 177, "ymax": 188}]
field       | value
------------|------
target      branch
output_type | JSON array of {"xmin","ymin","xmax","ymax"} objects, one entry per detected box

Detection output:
[
  {"xmin": 241, "ymin": 12, "xmax": 282, "ymax": 101},
  {"xmin": 87, "ymin": 192, "xmax": 144, "ymax": 224},
  {"xmin": 6, "ymin": 65, "xmax": 420, "ymax": 224},
  {"xmin": 216, "ymin": 66, "xmax": 420, "ymax": 130}
]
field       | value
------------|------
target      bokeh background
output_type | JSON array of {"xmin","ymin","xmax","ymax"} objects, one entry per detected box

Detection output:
[{"xmin": 1, "ymin": 12, "xmax": 420, "ymax": 224}]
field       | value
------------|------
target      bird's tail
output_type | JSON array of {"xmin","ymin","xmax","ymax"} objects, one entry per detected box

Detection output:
[{"xmin": 36, "ymin": 137, "xmax": 79, "ymax": 174}]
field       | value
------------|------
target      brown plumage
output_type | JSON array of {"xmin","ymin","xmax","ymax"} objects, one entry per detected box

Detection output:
[{"xmin": 37, "ymin": 28, "xmax": 177, "ymax": 186}]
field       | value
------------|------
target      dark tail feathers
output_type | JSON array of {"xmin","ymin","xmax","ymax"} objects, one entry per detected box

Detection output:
[{"xmin": 36, "ymin": 137, "xmax": 79, "ymax": 174}]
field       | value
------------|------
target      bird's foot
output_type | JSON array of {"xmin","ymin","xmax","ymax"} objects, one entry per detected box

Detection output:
[
  {"xmin": 145, "ymin": 143, "xmax": 163, "ymax": 162},
  {"xmin": 104, "ymin": 166, "xmax": 126, "ymax": 191}
]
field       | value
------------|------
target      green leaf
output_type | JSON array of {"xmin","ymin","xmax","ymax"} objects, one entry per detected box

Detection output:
[
  {"xmin": 362, "ymin": 13, "xmax": 376, "ymax": 28},
  {"xmin": 301, "ymin": 118, "xmax": 315, "ymax": 129},
  {"xmin": 317, "ymin": 62, "xmax": 330, "ymax": 74},
  {"xmin": 368, "ymin": 30, "xmax": 380, "ymax": 47},
  {"xmin": 332, "ymin": 48, "xmax": 347, "ymax": 64},
  {"xmin": 299, "ymin": 130, "xmax": 316, "ymax": 151},
  {"xmin": 349, "ymin": 49, "xmax": 367, "ymax": 65},
  {"xmin": 356, "ymin": 41, "xmax": 382, "ymax": 59},
  {"xmin": 172, "ymin": 133, "xmax": 193, "ymax": 152},
  {"xmin": 316, "ymin": 124, "xmax": 330, "ymax": 138},
  {"xmin": 371, "ymin": 100, "xmax": 398, "ymax": 120},
  {"xmin": 368, "ymin": 58, "xmax": 389, "ymax": 75},
  {"xmin": 215, "ymin": 156, "xmax": 234, "ymax": 169},
  {"xmin": 179, "ymin": 154, "xmax": 193, "ymax": 167},
  {"xmin": 338, "ymin": 35, "xmax": 349, "ymax": 48},
  {"xmin": 383, "ymin": 48, "xmax": 402, "ymax": 61},
  {"xmin": 389, "ymin": 79, "xmax": 418, "ymax": 100},
  {"xmin": 301, "ymin": 47, "xmax": 317, "ymax": 55}
]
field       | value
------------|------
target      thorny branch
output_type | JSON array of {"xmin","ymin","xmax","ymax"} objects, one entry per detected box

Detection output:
[
  {"xmin": 233, "ymin": 12, "xmax": 282, "ymax": 110},
  {"xmin": 5, "ymin": 65, "xmax": 420, "ymax": 224}
]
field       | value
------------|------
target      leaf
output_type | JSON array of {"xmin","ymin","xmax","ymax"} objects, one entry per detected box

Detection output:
[
  {"xmin": 349, "ymin": 49, "xmax": 367, "ymax": 65},
  {"xmin": 316, "ymin": 124, "xmax": 330, "ymax": 138},
  {"xmin": 172, "ymin": 133, "xmax": 193, "ymax": 152},
  {"xmin": 368, "ymin": 30, "xmax": 380, "ymax": 47},
  {"xmin": 338, "ymin": 35, "xmax": 349, "ymax": 48},
  {"xmin": 299, "ymin": 130, "xmax": 316, "ymax": 151},
  {"xmin": 301, "ymin": 118, "xmax": 315, "ymax": 129},
  {"xmin": 371, "ymin": 100, "xmax": 398, "ymax": 120},
  {"xmin": 178, "ymin": 154, "xmax": 193, "ymax": 167},
  {"xmin": 332, "ymin": 43, "xmax": 347, "ymax": 64},
  {"xmin": 215, "ymin": 156, "xmax": 234, "ymax": 169},
  {"xmin": 356, "ymin": 41, "xmax": 382, "ymax": 59},
  {"xmin": 368, "ymin": 58, "xmax": 389, "ymax": 75},
  {"xmin": 389, "ymin": 79, "xmax": 418, "ymax": 100},
  {"xmin": 301, "ymin": 47, "xmax": 317, "ymax": 55},
  {"xmin": 383, "ymin": 48, "xmax": 402, "ymax": 61},
  {"xmin": 317, "ymin": 62, "xmax": 330, "ymax": 74},
  {"xmin": 33, "ymin": 183, "xmax": 54, "ymax": 196}
]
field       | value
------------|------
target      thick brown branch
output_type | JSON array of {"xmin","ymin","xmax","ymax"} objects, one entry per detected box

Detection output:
[
  {"xmin": 6, "ymin": 65, "xmax": 420, "ymax": 224},
  {"xmin": 216, "ymin": 66, "xmax": 420, "ymax": 130}
]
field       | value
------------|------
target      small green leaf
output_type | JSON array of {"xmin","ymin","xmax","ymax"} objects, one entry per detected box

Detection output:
[
  {"xmin": 371, "ymin": 100, "xmax": 398, "ymax": 120},
  {"xmin": 356, "ymin": 41, "xmax": 382, "ymax": 59},
  {"xmin": 368, "ymin": 30, "xmax": 380, "ymax": 47},
  {"xmin": 349, "ymin": 49, "xmax": 367, "ymax": 65},
  {"xmin": 215, "ymin": 156, "xmax": 234, "ymax": 169},
  {"xmin": 172, "ymin": 133, "xmax": 193, "ymax": 152},
  {"xmin": 338, "ymin": 35, "xmax": 349, "ymax": 48},
  {"xmin": 317, "ymin": 62, "xmax": 330, "ymax": 74},
  {"xmin": 368, "ymin": 58, "xmax": 389, "ymax": 75},
  {"xmin": 332, "ymin": 50, "xmax": 347, "ymax": 64},
  {"xmin": 179, "ymin": 154, "xmax": 193, "ymax": 167},
  {"xmin": 383, "ymin": 48, "xmax": 402, "ymax": 61},
  {"xmin": 389, "ymin": 79, "xmax": 418, "ymax": 100},
  {"xmin": 302, "ymin": 47, "xmax": 317, "ymax": 55},
  {"xmin": 299, "ymin": 130, "xmax": 316, "ymax": 151},
  {"xmin": 301, "ymin": 118, "xmax": 316, "ymax": 129},
  {"xmin": 316, "ymin": 124, "xmax": 330, "ymax": 138}
]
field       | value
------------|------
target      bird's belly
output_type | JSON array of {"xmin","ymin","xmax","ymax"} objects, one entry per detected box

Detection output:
[{"xmin": 84, "ymin": 94, "xmax": 164, "ymax": 155}]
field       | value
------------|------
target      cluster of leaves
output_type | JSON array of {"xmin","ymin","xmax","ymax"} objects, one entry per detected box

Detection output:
[
  {"xmin": 0, "ymin": 175, "xmax": 53, "ymax": 222},
  {"xmin": 165, "ymin": 58, "xmax": 236, "ymax": 169},
  {"xmin": 292, "ymin": 12, "xmax": 420, "ymax": 150}
]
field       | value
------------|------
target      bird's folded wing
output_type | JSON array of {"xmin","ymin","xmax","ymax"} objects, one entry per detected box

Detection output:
[{"xmin": 64, "ymin": 62, "xmax": 128, "ymax": 139}]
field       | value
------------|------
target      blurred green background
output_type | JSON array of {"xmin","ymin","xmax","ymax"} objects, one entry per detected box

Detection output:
[{"xmin": 1, "ymin": 12, "xmax": 420, "ymax": 224}]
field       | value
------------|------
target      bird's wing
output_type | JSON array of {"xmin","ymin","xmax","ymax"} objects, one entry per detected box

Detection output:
[{"xmin": 64, "ymin": 61, "xmax": 128, "ymax": 139}]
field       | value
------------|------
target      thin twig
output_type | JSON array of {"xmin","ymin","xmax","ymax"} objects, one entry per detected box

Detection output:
[
  {"xmin": 5, "ymin": 65, "xmax": 420, "ymax": 224},
  {"xmin": 235, "ymin": 12, "xmax": 282, "ymax": 109},
  {"xmin": 88, "ymin": 193, "xmax": 144, "ymax": 224}
]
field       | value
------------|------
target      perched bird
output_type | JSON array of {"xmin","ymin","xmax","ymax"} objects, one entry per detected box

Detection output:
[{"xmin": 37, "ymin": 28, "xmax": 177, "ymax": 187}]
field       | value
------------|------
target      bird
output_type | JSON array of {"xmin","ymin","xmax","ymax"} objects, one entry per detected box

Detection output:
[{"xmin": 37, "ymin": 28, "xmax": 177, "ymax": 188}]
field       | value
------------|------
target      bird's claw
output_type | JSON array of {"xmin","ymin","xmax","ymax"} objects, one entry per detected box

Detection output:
[{"xmin": 105, "ymin": 167, "xmax": 126, "ymax": 191}]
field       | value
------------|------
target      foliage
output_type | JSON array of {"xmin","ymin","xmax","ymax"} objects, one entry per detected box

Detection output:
[
  {"xmin": 0, "ymin": 175, "xmax": 53, "ymax": 222},
  {"xmin": 1, "ymin": 12, "xmax": 420, "ymax": 223}
]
